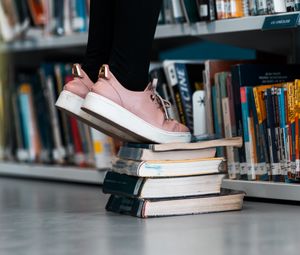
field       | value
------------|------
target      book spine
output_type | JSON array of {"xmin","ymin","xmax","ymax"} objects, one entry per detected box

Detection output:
[
  {"xmin": 203, "ymin": 62, "xmax": 214, "ymax": 135},
  {"xmin": 103, "ymin": 172, "xmax": 144, "ymax": 197},
  {"xmin": 18, "ymin": 85, "xmax": 31, "ymax": 161},
  {"xmin": 112, "ymin": 159, "xmax": 142, "ymax": 176},
  {"xmin": 295, "ymin": 0, "xmax": 300, "ymax": 10},
  {"xmin": 277, "ymin": 88, "xmax": 289, "ymax": 181},
  {"xmin": 164, "ymin": 0, "xmax": 174, "ymax": 24},
  {"xmin": 272, "ymin": 0, "xmax": 287, "ymax": 13},
  {"xmin": 171, "ymin": 0, "xmax": 185, "ymax": 23},
  {"xmin": 226, "ymin": 73, "xmax": 240, "ymax": 179},
  {"xmin": 229, "ymin": 0, "xmax": 244, "ymax": 18},
  {"xmin": 286, "ymin": 82, "xmax": 296, "ymax": 179},
  {"xmin": 249, "ymin": 87, "xmax": 268, "ymax": 181},
  {"xmin": 105, "ymin": 195, "xmax": 144, "ymax": 218},
  {"xmin": 181, "ymin": 0, "xmax": 200, "ymax": 23},
  {"xmin": 90, "ymin": 128, "xmax": 114, "ymax": 169},
  {"xmin": 197, "ymin": 0, "xmax": 216, "ymax": 21},
  {"xmin": 117, "ymin": 146, "xmax": 143, "ymax": 160},
  {"xmin": 222, "ymin": 97, "xmax": 238, "ymax": 179},
  {"xmin": 164, "ymin": 62, "xmax": 181, "ymax": 122},
  {"xmin": 286, "ymin": 0, "xmax": 295, "ymax": 11},
  {"xmin": 248, "ymin": 0, "xmax": 258, "ymax": 15},
  {"xmin": 69, "ymin": 117, "xmax": 85, "ymax": 166},
  {"xmin": 257, "ymin": 0, "xmax": 268, "ymax": 14},
  {"xmin": 174, "ymin": 63, "xmax": 194, "ymax": 131},
  {"xmin": 295, "ymin": 80, "xmax": 300, "ymax": 178},
  {"xmin": 240, "ymin": 87, "xmax": 256, "ymax": 180},
  {"xmin": 216, "ymin": 0, "xmax": 226, "ymax": 19},
  {"xmin": 272, "ymin": 87, "xmax": 284, "ymax": 181},
  {"xmin": 264, "ymin": 88, "xmax": 281, "ymax": 181},
  {"xmin": 284, "ymin": 87, "xmax": 292, "ymax": 181},
  {"xmin": 253, "ymin": 87, "xmax": 270, "ymax": 180}
]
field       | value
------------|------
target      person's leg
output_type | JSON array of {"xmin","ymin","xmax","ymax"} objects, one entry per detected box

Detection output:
[
  {"xmin": 81, "ymin": 0, "xmax": 115, "ymax": 83},
  {"xmin": 109, "ymin": 0, "xmax": 163, "ymax": 91}
]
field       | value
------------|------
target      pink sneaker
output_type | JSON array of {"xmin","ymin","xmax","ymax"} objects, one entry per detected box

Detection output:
[
  {"xmin": 55, "ymin": 64, "xmax": 141, "ymax": 142},
  {"xmin": 81, "ymin": 64, "xmax": 191, "ymax": 144}
]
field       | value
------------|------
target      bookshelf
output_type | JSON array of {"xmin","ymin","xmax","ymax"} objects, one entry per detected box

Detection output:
[
  {"xmin": 1, "ymin": 12, "xmax": 300, "ymax": 200},
  {"xmin": 0, "ymin": 162, "xmax": 106, "ymax": 184}
]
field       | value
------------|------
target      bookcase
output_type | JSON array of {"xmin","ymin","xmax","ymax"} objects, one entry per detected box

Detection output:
[{"xmin": 1, "ymin": 12, "xmax": 300, "ymax": 201}]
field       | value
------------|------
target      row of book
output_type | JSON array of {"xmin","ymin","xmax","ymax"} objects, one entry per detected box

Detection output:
[
  {"xmin": 2, "ymin": 0, "xmax": 299, "ymax": 43},
  {"xmin": 150, "ymin": 60, "xmax": 300, "ymax": 183},
  {"xmin": 103, "ymin": 138, "xmax": 245, "ymax": 217},
  {"xmin": 159, "ymin": 0, "xmax": 300, "ymax": 25},
  {"xmin": 0, "ymin": 0, "xmax": 91, "ymax": 42},
  {"xmin": 241, "ymin": 81, "xmax": 300, "ymax": 182},
  {"xmin": 0, "ymin": 62, "xmax": 115, "ymax": 169}
]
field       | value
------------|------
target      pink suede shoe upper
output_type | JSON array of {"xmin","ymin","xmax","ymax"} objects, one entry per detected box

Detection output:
[
  {"xmin": 64, "ymin": 64, "xmax": 94, "ymax": 98},
  {"xmin": 91, "ymin": 64, "xmax": 190, "ymax": 133}
]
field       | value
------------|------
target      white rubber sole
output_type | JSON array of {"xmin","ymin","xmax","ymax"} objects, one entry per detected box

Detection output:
[
  {"xmin": 81, "ymin": 92, "xmax": 192, "ymax": 144},
  {"xmin": 55, "ymin": 90, "xmax": 142, "ymax": 142}
]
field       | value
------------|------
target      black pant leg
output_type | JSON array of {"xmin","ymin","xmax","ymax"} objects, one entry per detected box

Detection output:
[
  {"xmin": 109, "ymin": 0, "xmax": 163, "ymax": 91},
  {"xmin": 81, "ymin": 0, "xmax": 115, "ymax": 82}
]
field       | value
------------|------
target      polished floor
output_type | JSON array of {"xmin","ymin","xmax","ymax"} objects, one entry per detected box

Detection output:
[{"xmin": 0, "ymin": 178, "xmax": 300, "ymax": 255}]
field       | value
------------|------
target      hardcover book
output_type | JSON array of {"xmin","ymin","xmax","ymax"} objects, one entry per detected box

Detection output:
[
  {"xmin": 112, "ymin": 157, "xmax": 224, "ymax": 177},
  {"xmin": 103, "ymin": 171, "xmax": 225, "ymax": 198},
  {"xmin": 105, "ymin": 189, "xmax": 245, "ymax": 218},
  {"xmin": 118, "ymin": 145, "xmax": 216, "ymax": 161},
  {"xmin": 124, "ymin": 136, "xmax": 243, "ymax": 152}
]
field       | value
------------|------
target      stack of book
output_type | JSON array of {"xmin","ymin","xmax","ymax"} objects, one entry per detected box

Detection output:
[{"xmin": 103, "ymin": 137, "xmax": 245, "ymax": 218}]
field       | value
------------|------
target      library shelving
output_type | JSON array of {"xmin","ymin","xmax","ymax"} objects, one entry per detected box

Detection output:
[{"xmin": 2, "ymin": 12, "xmax": 300, "ymax": 201}]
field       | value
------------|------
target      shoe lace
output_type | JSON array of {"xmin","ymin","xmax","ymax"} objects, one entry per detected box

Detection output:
[{"xmin": 150, "ymin": 79, "xmax": 171, "ymax": 120}]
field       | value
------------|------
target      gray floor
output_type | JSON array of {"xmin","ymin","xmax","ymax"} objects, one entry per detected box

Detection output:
[{"xmin": 0, "ymin": 178, "xmax": 300, "ymax": 255}]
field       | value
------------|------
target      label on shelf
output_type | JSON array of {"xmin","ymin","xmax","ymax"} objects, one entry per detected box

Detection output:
[{"xmin": 262, "ymin": 13, "xmax": 300, "ymax": 30}]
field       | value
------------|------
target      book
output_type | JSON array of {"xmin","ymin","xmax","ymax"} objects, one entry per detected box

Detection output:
[
  {"xmin": 17, "ymin": 83, "xmax": 41, "ymax": 162},
  {"xmin": 118, "ymin": 145, "xmax": 216, "ymax": 161},
  {"xmin": 0, "ymin": 0, "xmax": 16, "ymax": 41},
  {"xmin": 229, "ymin": 0, "xmax": 244, "ymax": 18},
  {"xmin": 27, "ymin": 0, "xmax": 45, "ymax": 26},
  {"xmin": 285, "ymin": 0, "xmax": 295, "ymax": 11},
  {"xmin": 196, "ymin": 0, "xmax": 216, "ymax": 21},
  {"xmin": 231, "ymin": 63, "xmax": 300, "ymax": 177},
  {"xmin": 173, "ymin": 62, "xmax": 205, "ymax": 132},
  {"xmin": 105, "ymin": 189, "xmax": 245, "ymax": 218},
  {"xmin": 257, "ymin": 0, "xmax": 268, "ymax": 14},
  {"xmin": 295, "ymin": 0, "xmax": 300, "ymax": 10},
  {"xmin": 193, "ymin": 90, "xmax": 207, "ymax": 136},
  {"xmin": 203, "ymin": 60, "xmax": 248, "ymax": 135},
  {"xmin": 90, "ymin": 128, "xmax": 114, "ymax": 169},
  {"xmin": 112, "ymin": 157, "xmax": 224, "ymax": 177},
  {"xmin": 124, "ymin": 137, "xmax": 243, "ymax": 152},
  {"xmin": 268, "ymin": 0, "xmax": 287, "ymax": 13},
  {"xmin": 103, "ymin": 171, "xmax": 225, "ymax": 198},
  {"xmin": 181, "ymin": 0, "xmax": 200, "ymax": 23},
  {"xmin": 171, "ymin": 0, "xmax": 185, "ymax": 23},
  {"xmin": 248, "ymin": 0, "xmax": 258, "ymax": 15}
]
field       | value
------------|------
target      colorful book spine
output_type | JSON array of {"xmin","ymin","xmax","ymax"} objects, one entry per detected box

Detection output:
[
  {"xmin": 277, "ymin": 87, "xmax": 289, "ymax": 181},
  {"xmin": 286, "ymin": 82, "xmax": 296, "ymax": 179},
  {"xmin": 264, "ymin": 88, "xmax": 281, "ymax": 181},
  {"xmin": 174, "ymin": 63, "xmax": 194, "ymax": 132},
  {"xmin": 295, "ymin": 80, "xmax": 300, "ymax": 178},
  {"xmin": 240, "ymin": 87, "xmax": 256, "ymax": 180},
  {"xmin": 272, "ymin": 87, "xmax": 284, "ymax": 182},
  {"xmin": 284, "ymin": 86, "xmax": 292, "ymax": 180}
]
